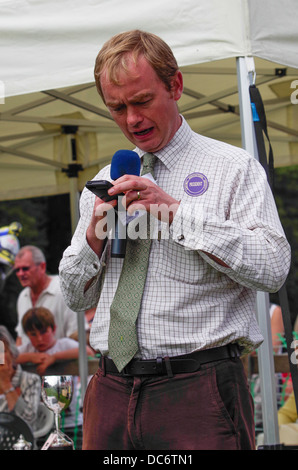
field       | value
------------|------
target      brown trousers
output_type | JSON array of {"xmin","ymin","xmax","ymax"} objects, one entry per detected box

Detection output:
[{"xmin": 82, "ymin": 357, "xmax": 255, "ymax": 450}]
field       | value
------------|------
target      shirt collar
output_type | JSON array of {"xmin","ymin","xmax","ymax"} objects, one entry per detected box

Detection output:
[{"xmin": 23, "ymin": 276, "xmax": 55, "ymax": 298}]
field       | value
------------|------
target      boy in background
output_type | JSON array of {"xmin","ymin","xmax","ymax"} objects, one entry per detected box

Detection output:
[{"xmin": 17, "ymin": 306, "xmax": 94, "ymax": 374}]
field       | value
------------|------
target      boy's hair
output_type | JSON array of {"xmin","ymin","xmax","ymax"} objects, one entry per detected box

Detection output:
[
  {"xmin": 94, "ymin": 29, "xmax": 179, "ymax": 102},
  {"xmin": 22, "ymin": 307, "xmax": 55, "ymax": 334}
]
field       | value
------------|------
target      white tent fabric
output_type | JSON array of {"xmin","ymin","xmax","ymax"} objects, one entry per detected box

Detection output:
[
  {"xmin": 248, "ymin": 0, "xmax": 298, "ymax": 68},
  {"xmin": 0, "ymin": 0, "xmax": 297, "ymax": 98},
  {"xmin": 0, "ymin": 0, "xmax": 246, "ymax": 97}
]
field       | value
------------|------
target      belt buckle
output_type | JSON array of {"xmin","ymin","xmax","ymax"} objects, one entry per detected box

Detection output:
[
  {"xmin": 122, "ymin": 357, "xmax": 164, "ymax": 376},
  {"xmin": 121, "ymin": 361, "xmax": 135, "ymax": 377},
  {"xmin": 156, "ymin": 357, "xmax": 163, "ymax": 375},
  {"xmin": 121, "ymin": 368, "xmax": 131, "ymax": 377},
  {"xmin": 227, "ymin": 343, "xmax": 241, "ymax": 360}
]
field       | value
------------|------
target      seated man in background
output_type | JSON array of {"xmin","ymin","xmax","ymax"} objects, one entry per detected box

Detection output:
[{"xmin": 14, "ymin": 245, "xmax": 83, "ymax": 346}]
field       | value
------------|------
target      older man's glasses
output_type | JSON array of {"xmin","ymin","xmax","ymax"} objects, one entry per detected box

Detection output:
[{"xmin": 14, "ymin": 266, "xmax": 31, "ymax": 273}]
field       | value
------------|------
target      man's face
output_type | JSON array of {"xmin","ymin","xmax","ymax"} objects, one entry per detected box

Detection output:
[
  {"xmin": 14, "ymin": 251, "xmax": 44, "ymax": 289},
  {"xmin": 26, "ymin": 326, "xmax": 56, "ymax": 352},
  {"xmin": 101, "ymin": 54, "xmax": 183, "ymax": 154}
]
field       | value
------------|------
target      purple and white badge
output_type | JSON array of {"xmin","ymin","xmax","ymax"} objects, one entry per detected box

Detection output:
[{"xmin": 183, "ymin": 172, "xmax": 209, "ymax": 197}]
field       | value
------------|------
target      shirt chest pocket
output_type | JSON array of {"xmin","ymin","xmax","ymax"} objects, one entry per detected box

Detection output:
[{"xmin": 150, "ymin": 238, "xmax": 210, "ymax": 285}]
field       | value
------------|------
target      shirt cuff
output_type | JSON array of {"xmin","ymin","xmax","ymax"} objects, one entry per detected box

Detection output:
[
  {"xmin": 170, "ymin": 200, "xmax": 204, "ymax": 250},
  {"xmin": 79, "ymin": 235, "xmax": 107, "ymax": 277}
]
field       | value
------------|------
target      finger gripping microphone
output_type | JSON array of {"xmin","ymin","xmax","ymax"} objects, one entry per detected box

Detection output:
[{"xmin": 110, "ymin": 150, "xmax": 141, "ymax": 258}]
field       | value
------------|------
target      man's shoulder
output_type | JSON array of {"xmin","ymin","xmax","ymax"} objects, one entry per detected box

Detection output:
[
  {"xmin": 48, "ymin": 274, "xmax": 59, "ymax": 286},
  {"xmin": 190, "ymin": 131, "xmax": 256, "ymax": 167}
]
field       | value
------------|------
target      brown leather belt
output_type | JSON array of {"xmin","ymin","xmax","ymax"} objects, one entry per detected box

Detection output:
[{"xmin": 99, "ymin": 343, "xmax": 241, "ymax": 377}]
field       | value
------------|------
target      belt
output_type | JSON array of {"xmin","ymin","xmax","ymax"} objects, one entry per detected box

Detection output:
[{"xmin": 99, "ymin": 343, "xmax": 241, "ymax": 377}]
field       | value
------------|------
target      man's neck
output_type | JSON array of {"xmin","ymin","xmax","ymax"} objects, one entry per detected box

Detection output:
[{"xmin": 30, "ymin": 275, "xmax": 51, "ymax": 305}]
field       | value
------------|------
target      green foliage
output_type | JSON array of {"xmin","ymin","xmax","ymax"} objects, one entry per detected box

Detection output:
[
  {"xmin": 0, "ymin": 199, "xmax": 46, "ymax": 249},
  {"xmin": 271, "ymin": 165, "xmax": 298, "ymax": 324},
  {"xmin": 0, "ymin": 194, "xmax": 72, "ymax": 337},
  {"xmin": 0, "ymin": 194, "xmax": 72, "ymax": 273}
]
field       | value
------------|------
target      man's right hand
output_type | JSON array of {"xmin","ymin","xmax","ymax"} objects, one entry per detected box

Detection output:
[{"xmin": 86, "ymin": 197, "xmax": 117, "ymax": 257}]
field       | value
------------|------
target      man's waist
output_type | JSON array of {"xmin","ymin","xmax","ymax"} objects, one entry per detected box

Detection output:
[{"xmin": 99, "ymin": 343, "xmax": 242, "ymax": 377}]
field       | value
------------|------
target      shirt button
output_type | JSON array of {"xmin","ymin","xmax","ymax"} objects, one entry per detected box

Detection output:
[
  {"xmin": 93, "ymin": 263, "xmax": 99, "ymax": 270},
  {"xmin": 177, "ymin": 234, "xmax": 185, "ymax": 241}
]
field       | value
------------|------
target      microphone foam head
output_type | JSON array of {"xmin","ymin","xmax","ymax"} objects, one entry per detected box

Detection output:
[{"xmin": 110, "ymin": 150, "xmax": 141, "ymax": 179}]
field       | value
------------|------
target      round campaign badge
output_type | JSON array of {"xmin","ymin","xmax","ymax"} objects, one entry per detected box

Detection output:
[{"xmin": 183, "ymin": 172, "xmax": 209, "ymax": 197}]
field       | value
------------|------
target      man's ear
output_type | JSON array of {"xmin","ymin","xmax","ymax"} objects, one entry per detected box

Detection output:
[
  {"xmin": 39, "ymin": 261, "xmax": 47, "ymax": 274},
  {"xmin": 171, "ymin": 70, "xmax": 184, "ymax": 102}
]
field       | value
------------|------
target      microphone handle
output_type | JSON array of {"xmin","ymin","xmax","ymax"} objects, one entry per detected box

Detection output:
[{"xmin": 111, "ymin": 211, "xmax": 127, "ymax": 258}]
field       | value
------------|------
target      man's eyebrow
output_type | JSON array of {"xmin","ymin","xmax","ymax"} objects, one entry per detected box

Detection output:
[{"xmin": 130, "ymin": 92, "xmax": 154, "ymax": 102}]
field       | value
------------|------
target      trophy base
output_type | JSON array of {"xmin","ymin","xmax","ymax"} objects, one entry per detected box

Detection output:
[
  {"xmin": 42, "ymin": 431, "xmax": 74, "ymax": 450},
  {"xmin": 48, "ymin": 445, "xmax": 73, "ymax": 450}
]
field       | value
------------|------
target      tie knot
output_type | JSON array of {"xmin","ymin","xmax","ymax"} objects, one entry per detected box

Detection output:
[{"xmin": 141, "ymin": 153, "xmax": 157, "ymax": 177}]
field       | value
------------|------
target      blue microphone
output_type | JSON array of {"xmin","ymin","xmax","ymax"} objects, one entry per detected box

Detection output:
[
  {"xmin": 110, "ymin": 150, "xmax": 141, "ymax": 258},
  {"xmin": 110, "ymin": 150, "xmax": 141, "ymax": 179}
]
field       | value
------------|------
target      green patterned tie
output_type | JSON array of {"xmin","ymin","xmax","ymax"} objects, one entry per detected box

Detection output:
[{"xmin": 108, "ymin": 153, "xmax": 157, "ymax": 371}]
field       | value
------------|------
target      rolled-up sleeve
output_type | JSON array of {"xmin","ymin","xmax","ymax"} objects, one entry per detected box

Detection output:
[{"xmin": 171, "ymin": 155, "xmax": 291, "ymax": 293}]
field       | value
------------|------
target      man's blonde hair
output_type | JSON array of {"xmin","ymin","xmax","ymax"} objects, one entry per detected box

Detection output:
[{"xmin": 94, "ymin": 30, "xmax": 179, "ymax": 102}]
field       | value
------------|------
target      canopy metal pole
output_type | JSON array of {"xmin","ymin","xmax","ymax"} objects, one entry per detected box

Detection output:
[
  {"xmin": 236, "ymin": 56, "xmax": 280, "ymax": 445},
  {"xmin": 65, "ymin": 129, "xmax": 88, "ymax": 402},
  {"xmin": 69, "ymin": 177, "xmax": 80, "ymax": 235},
  {"xmin": 70, "ymin": 178, "xmax": 88, "ymax": 401}
]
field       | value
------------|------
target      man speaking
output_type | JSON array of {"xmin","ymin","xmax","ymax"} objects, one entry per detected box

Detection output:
[{"xmin": 59, "ymin": 30, "xmax": 290, "ymax": 450}]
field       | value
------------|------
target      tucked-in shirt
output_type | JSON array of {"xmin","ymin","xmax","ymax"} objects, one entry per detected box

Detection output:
[
  {"xmin": 59, "ymin": 117, "xmax": 291, "ymax": 359},
  {"xmin": 16, "ymin": 275, "xmax": 80, "ymax": 345}
]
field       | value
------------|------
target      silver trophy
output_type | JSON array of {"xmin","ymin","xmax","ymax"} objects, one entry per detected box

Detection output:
[{"xmin": 41, "ymin": 375, "xmax": 74, "ymax": 450}]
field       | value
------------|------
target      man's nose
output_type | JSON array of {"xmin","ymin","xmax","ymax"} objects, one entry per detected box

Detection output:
[
  {"xmin": 15, "ymin": 267, "xmax": 26, "ymax": 274},
  {"xmin": 126, "ymin": 106, "xmax": 143, "ymax": 128}
]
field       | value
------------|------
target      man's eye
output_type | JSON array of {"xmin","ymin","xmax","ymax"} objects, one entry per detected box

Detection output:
[
  {"xmin": 110, "ymin": 105, "xmax": 125, "ymax": 113},
  {"xmin": 137, "ymin": 100, "xmax": 151, "ymax": 106}
]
